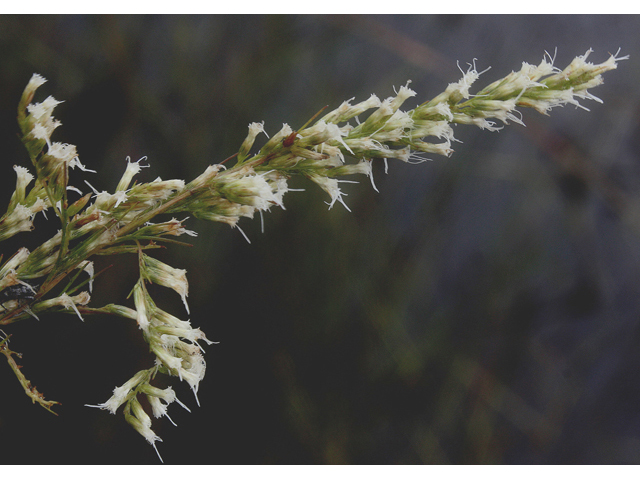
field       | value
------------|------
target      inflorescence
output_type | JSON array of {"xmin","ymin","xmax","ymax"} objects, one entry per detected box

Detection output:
[{"xmin": 0, "ymin": 49, "xmax": 626, "ymax": 461}]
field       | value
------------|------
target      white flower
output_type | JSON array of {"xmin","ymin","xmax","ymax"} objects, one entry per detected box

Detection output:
[
  {"xmin": 12, "ymin": 165, "xmax": 34, "ymax": 203},
  {"xmin": 152, "ymin": 344, "xmax": 183, "ymax": 372},
  {"xmin": 273, "ymin": 123, "xmax": 294, "ymax": 141},
  {"xmin": 133, "ymin": 281, "xmax": 151, "ymax": 332},
  {"xmin": 6, "ymin": 204, "xmax": 35, "ymax": 234},
  {"xmin": 85, "ymin": 369, "xmax": 150, "ymax": 414},
  {"xmin": 359, "ymin": 98, "xmax": 394, "ymax": 131},
  {"xmin": 47, "ymin": 142, "xmax": 78, "ymax": 163},
  {"xmin": 0, "ymin": 248, "xmax": 30, "ymax": 277},
  {"xmin": 324, "ymin": 123, "xmax": 354, "ymax": 155},
  {"xmin": 448, "ymin": 61, "xmax": 482, "ymax": 99},
  {"xmin": 31, "ymin": 120, "xmax": 58, "ymax": 148},
  {"xmin": 411, "ymin": 139, "xmax": 453, "ymax": 157},
  {"xmin": 23, "ymin": 73, "xmax": 47, "ymax": 100},
  {"xmin": 29, "ymin": 198, "xmax": 49, "ymax": 217},
  {"xmin": 155, "ymin": 324, "xmax": 215, "ymax": 346},
  {"xmin": 343, "ymin": 137, "xmax": 381, "ymax": 153},
  {"xmin": 519, "ymin": 87, "xmax": 589, "ymax": 115},
  {"xmin": 13, "ymin": 165, "xmax": 34, "ymax": 188},
  {"xmin": 35, "ymin": 292, "xmax": 90, "ymax": 321},
  {"xmin": 91, "ymin": 385, "xmax": 131, "ymax": 414},
  {"xmin": 153, "ymin": 307, "xmax": 193, "ymax": 330},
  {"xmin": 266, "ymin": 174, "xmax": 289, "ymax": 208},
  {"xmin": 178, "ymin": 353, "xmax": 206, "ymax": 405},
  {"xmin": 259, "ymin": 123, "xmax": 294, "ymax": 152},
  {"xmin": 520, "ymin": 55, "xmax": 557, "ymax": 82},
  {"xmin": 112, "ymin": 190, "xmax": 128, "ymax": 208},
  {"xmin": 147, "ymin": 396, "xmax": 170, "ymax": 421},
  {"xmin": 593, "ymin": 48, "xmax": 629, "ymax": 75},
  {"xmin": 249, "ymin": 121, "xmax": 268, "ymax": 138},
  {"xmin": 451, "ymin": 113, "xmax": 503, "ymax": 132},
  {"xmin": 27, "ymin": 95, "xmax": 62, "ymax": 122},
  {"xmin": 188, "ymin": 164, "xmax": 224, "ymax": 189},
  {"xmin": 471, "ymin": 98, "xmax": 525, "ymax": 126},
  {"xmin": 386, "ymin": 146, "xmax": 412, "ymax": 163},
  {"xmin": 389, "ymin": 81, "xmax": 417, "ymax": 111},
  {"xmin": 141, "ymin": 384, "xmax": 191, "ymax": 422},
  {"xmin": 306, "ymin": 173, "xmax": 353, "ymax": 211},
  {"xmin": 127, "ymin": 414, "xmax": 164, "ymax": 462},
  {"xmin": 141, "ymin": 255, "xmax": 190, "ymax": 314},
  {"xmin": 83, "ymin": 181, "xmax": 112, "ymax": 211},
  {"xmin": 116, "ymin": 156, "xmax": 148, "ymax": 192},
  {"xmin": 220, "ymin": 168, "xmax": 287, "ymax": 212},
  {"xmin": 127, "ymin": 398, "xmax": 164, "ymax": 461},
  {"xmin": 381, "ymin": 109, "xmax": 414, "ymax": 132},
  {"xmin": 322, "ymin": 94, "xmax": 383, "ymax": 124},
  {"xmin": 352, "ymin": 160, "xmax": 378, "ymax": 192},
  {"xmin": 239, "ymin": 121, "xmax": 269, "ymax": 159},
  {"xmin": 137, "ymin": 178, "xmax": 185, "ymax": 203},
  {"xmin": 413, "ymin": 102, "xmax": 454, "ymax": 122}
]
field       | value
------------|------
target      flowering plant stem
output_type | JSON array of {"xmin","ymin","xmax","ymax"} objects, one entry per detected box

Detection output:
[{"xmin": 0, "ymin": 48, "xmax": 626, "ymax": 461}]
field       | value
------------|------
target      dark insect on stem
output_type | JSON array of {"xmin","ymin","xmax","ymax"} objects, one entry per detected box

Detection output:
[{"xmin": 1, "ymin": 282, "xmax": 38, "ymax": 302}]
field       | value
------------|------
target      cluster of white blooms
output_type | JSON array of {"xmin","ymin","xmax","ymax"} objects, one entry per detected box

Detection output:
[
  {"xmin": 3, "ymin": 74, "xmax": 220, "ymax": 461},
  {"xmin": 83, "ymin": 250, "xmax": 215, "ymax": 462},
  {"xmin": 216, "ymin": 49, "xmax": 626, "ymax": 218},
  {"xmin": 19, "ymin": 75, "xmax": 94, "ymax": 206},
  {"xmin": 1, "ymin": 50, "xmax": 626, "ymax": 461},
  {"xmin": 0, "ymin": 164, "xmax": 49, "ymax": 243},
  {"xmin": 87, "ymin": 270, "xmax": 214, "ymax": 462},
  {"xmin": 85, "ymin": 367, "xmax": 191, "ymax": 462},
  {"xmin": 168, "ymin": 163, "xmax": 290, "ymax": 243}
]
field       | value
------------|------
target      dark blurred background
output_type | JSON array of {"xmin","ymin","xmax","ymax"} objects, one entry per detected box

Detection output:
[{"xmin": 1, "ymin": 14, "xmax": 639, "ymax": 464}]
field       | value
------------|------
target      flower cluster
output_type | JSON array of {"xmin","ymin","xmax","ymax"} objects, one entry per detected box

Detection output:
[
  {"xmin": 88, "ymin": 283, "xmax": 214, "ymax": 461},
  {"xmin": 85, "ymin": 366, "xmax": 191, "ymax": 462},
  {"xmin": 0, "ymin": 49, "xmax": 625, "ymax": 461},
  {"xmin": 175, "ymin": 164, "xmax": 289, "ymax": 239},
  {"xmin": 83, "ymin": 251, "xmax": 215, "ymax": 461},
  {"xmin": 201, "ymin": 49, "xmax": 625, "ymax": 218}
]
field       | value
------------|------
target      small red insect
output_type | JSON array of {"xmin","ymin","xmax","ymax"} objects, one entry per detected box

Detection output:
[
  {"xmin": 282, "ymin": 105, "xmax": 328, "ymax": 148},
  {"xmin": 282, "ymin": 131, "xmax": 298, "ymax": 148}
]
